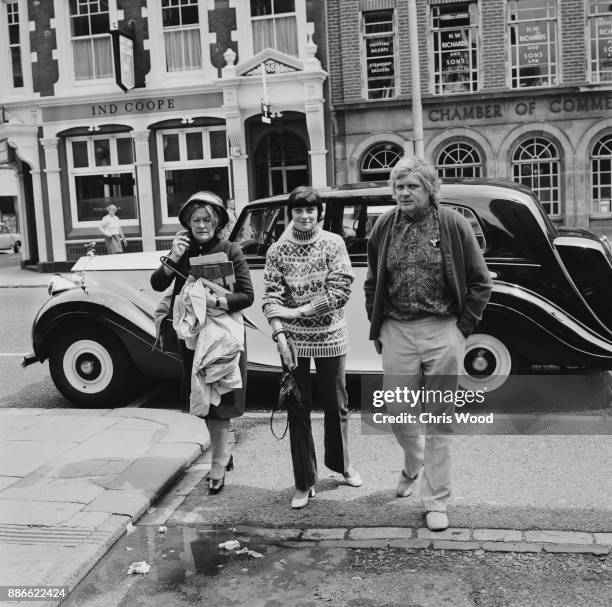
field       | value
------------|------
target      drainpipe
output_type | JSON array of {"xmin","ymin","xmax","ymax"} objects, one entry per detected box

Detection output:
[{"xmin": 408, "ymin": 0, "xmax": 424, "ymax": 157}]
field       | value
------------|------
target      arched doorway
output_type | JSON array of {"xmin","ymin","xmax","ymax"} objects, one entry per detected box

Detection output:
[{"xmin": 254, "ymin": 130, "xmax": 309, "ymax": 198}]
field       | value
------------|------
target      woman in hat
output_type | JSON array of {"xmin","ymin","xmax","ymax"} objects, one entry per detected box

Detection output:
[
  {"xmin": 262, "ymin": 185, "xmax": 361, "ymax": 509},
  {"xmin": 98, "ymin": 204, "xmax": 126, "ymax": 254},
  {"xmin": 151, "ymin": 191, "xmax": 253, "ymax": 494}
]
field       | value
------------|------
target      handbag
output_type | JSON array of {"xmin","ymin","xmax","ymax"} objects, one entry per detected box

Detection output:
[
  {"xmin": 270, "ymin": 337, "xmax": 300, "ymax": 439},
  {"xmin": 153, "ymin": 290, "xmax": 179, "ymax": 354},
  {"xmin": 152, "ymin": 256, "xmax": 190, "ymax": 355}
]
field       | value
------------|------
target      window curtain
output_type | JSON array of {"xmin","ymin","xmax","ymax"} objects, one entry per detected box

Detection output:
[
  {"xmin": 253, "ymin": 17, "xmax": 298, "ymax": 56},
  {"xmin": 73, "ymin": 37, "xmax": 112, "ymax": 80},
  {"xmin": 165, "ymin": 29, "xmax": 202, "ymax": 71},
  {"xmin": 74, "ymin": 39, "xmax": 94, "ymax": 80},
  {"xmin": 252, "ymin": 19, "xmax": 275, "ymax": 54},
  {"xmin": 275, "ymin": 16, "xmax": 298, "ymax": 56},
  {"xmin": 93, "ymin": 37, "xmax": 113, "ymax": 78}
]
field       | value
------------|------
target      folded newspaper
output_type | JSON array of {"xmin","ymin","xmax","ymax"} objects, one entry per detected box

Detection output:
[{"xmin": 189, "ymin": 252, "xmax": 235, "ymax": 290}]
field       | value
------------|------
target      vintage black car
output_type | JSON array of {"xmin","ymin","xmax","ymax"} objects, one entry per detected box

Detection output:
[{"xmin": 24, "ymin": 179, "xmax": 612, "ymax": 406}]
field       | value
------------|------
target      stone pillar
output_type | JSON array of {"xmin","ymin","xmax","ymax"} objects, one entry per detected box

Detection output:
[
  {"xmin": 304, "ymin": 100, "xmax": 328, "ymax": 188},
  {"xmin": 221, "ymin": 51, "xmax": 249, "ymax": 212},
  {"xmin": 28, "ymin": 170, "xmax": 47, "ymax": 263},
  {"xmin": 133, "ymin": 131, "xmax": 156, "ymax": 251},
  {"xmin": 225, "ymin": 108, "xmax": 249, "ymax": 212},
  {"xmin": 40, "ymin": 137, "xmax": 66, "ymax": 262}
]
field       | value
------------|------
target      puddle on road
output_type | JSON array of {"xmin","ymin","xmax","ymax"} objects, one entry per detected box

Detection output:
[
  {"xmin": 64, "ymin": 526, "xmax": 276, "ymax": 605},
  {"xmin": 63, "ymin": 525, "xmax": 611, "ymax": 607}
]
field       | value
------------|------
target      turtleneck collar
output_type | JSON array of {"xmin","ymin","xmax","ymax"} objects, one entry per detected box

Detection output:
[{"xmin": 290, "ymin": 224, "xmax": 322, "ymax": 243}]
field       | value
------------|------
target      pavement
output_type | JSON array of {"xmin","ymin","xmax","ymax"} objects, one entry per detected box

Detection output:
[
  {"xmin": 1, "ymin": 262, "xmax": 611, "ymax": 605},
  {"xmin": 0, "ymin": 408, "xmax": 209, "ymax": 606},
  {"xmin": 0, "ymin": 260, "xmax": 49, "ymax": 288}
]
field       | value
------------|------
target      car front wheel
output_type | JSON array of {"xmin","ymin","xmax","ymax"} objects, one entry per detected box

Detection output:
[
  {"xmin": 49, "ymin": 325, "xmax": 138, "ymax": 406},
  {"xmin": 459, "ymin": 333, "xmax": 527, "ymax": 393}
]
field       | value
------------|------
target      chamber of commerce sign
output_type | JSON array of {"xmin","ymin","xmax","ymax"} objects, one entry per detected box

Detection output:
[{"xmin": 428, "ymin": 94, "xmax": 612, "ymax": 123}]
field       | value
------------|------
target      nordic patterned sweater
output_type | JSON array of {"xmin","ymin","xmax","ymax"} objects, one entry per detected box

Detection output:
[{"xmin": 262, "ymin": 225, "xmax": 355, "ymax": 358}]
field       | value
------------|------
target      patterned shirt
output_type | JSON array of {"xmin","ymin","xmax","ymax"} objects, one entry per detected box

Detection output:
[{"xmin": 384, "ymin": 205, "xmax": 455, "ymax": 320}]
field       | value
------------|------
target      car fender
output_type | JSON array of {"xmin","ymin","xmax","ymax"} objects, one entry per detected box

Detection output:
[
  {"xmin": 482, "ymin": 281, "xmax": 612, "ymax": 367},
  {"xmin": 32, "ymin": 281, "xmax": 181, "ymax": 379}
]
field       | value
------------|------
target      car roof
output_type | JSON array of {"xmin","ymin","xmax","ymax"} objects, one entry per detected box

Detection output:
[{"xmin": 243, "ymin": 178, "xmax": 537, "ymax": 208}]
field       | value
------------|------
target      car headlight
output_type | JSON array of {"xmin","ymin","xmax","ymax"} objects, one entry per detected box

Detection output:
[{"xmin": 48, "ymin": 273, "xmax": 81, "ymax": 296}]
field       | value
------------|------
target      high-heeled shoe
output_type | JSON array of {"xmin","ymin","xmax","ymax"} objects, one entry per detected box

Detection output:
[
  {"xmin": 204, "ymin": 454, "xmax": 234, "ymax": 482},
  {"xmin": 291, "ymin": 487, "xmax": 315, "ymax": 509},
  {"xmin": 209, "ymin": 475, "xmax": 225, "ymax": 495},
  {"xmin": 343, "ymin": 466, "xmax": 362, "ymax": 487}
]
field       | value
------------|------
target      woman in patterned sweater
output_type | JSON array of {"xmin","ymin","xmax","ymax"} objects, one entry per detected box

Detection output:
[{"xmin": 262, "ymin": 186, "xmax": 362, "ymax": 508}]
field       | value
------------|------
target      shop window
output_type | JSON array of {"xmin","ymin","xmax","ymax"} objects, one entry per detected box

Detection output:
[
  {"xmin": 591, "ymin": 134, "xmax": 612, "ymax": 214},
  {"xmin": 432, "ymin": 2, "xmax": 478, "ymax": 95},
  {"xmin": 511, "ymin": 137, "xmax": 560, "ymax": 216},
  {"xmin": 436, "ymin": 142, "xmax": 482, "ymax": 178},
  {"xmin": 67, "ymin": 135, "xmax": 138, "ymax": 224},
  {"xmin": 508, "ymin": 0, "xmax": 557, "ymax": 88},
  {"xmin": 362, "ymin": 9, "xmax": 396, "ymax": 99},
  {"xmin": 589, "ymin": 0, "xmax": 612, "ymax": 83},
  {"xmin": 157, "ymin": 127, "xmax": 230, "ymax": 220},
  {"xmin": 360, "ymin": 143, "xmax": 403, "ymax": 182},
  {"xmin": 6, "ymin": 2, "xmax": 23, "ymax": 88},
  {"xmin": 251, "ymin": 0, "xmax": 298, "ymax": 56},
  {"xmin": 162, "ymin": 0, "xmax": 202, "ymax": 72},
  {"xmin": 254, "ymin": 132, "xmax": 308, "ymax": 198},
  {"xmin": 69, "ymin": 0, "xmax": 113, "ymax": 81}
]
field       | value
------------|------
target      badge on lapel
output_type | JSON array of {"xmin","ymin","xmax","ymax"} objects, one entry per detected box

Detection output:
[{"xmin": 429, "ymin": 238, "xmax": 441, "ymax": 249}]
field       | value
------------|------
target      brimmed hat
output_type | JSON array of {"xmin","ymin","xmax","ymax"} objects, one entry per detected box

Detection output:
[{"xmin": 177, "ymin": 191, "xmax": 229, "ymax": 231}]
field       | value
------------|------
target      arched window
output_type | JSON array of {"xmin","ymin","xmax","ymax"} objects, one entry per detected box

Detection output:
[
  {"xmin": 360, "ymin": 143, "xmax": 403, "ymax": 182},
  {"xmin": 436, "ymin": 142, "xmax": 482, "ymax": 178},
  {"xmin": 512, "ymin": 137, "xmax": 560, "ymax": 216},
  {"xmin": 591, "ymin": 134, "xmax": 612, "ymax": 213}
]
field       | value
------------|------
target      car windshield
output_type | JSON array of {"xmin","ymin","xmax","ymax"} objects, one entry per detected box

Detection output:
[{"xmin": 233, "ymin": 205, "xmax": 287, "ymax": 256}]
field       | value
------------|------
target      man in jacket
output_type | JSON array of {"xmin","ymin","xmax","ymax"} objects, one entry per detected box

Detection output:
[{"xmin": 365, "ymin": 156, "xmax": 492, "ymax": 531}]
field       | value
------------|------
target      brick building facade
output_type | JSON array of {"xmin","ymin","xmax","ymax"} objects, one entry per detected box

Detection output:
[
  {"xmin": 327, "ymin": 0, "xmax": 612, "ymax": 237},
  {"xmin": 0, "ymin": 0, "xmax": 330, "ymax": 268}
]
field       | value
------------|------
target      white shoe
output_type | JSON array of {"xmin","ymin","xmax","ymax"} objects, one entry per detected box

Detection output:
[
  {"xmin": 426, "ymin": 511, "xmax": 449, "ymax": 531},
  {"xmin": 396, "ymin": 470, "xmax": 418, "ymax": 497},
  {"xmin": 291, "ymin": 487, "xmax": 315, "ymax": 509},
  {"xmin": 343, "ymin": 466, "xmax": 363, "ymax": 487}
]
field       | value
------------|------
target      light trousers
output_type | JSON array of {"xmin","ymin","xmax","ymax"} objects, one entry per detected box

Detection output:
[{"xmin": 380, "ymin": 316, "xmax": 465, "ymax": 512}]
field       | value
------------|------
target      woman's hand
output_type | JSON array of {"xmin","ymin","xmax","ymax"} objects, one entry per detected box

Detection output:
[
  {"xmin": 170, "ymin": 230, "xmax": 190, "ymax": 261},
  {"xmin": 266, "ymin": 303, "xmax": 312, "ymax": 320},
  {"xmin": 200, "ymin": 277, "xmax": 230, "ymax": 296},
  {"xmin": 276, "ymin": 334, "xmax": 297, "ymax": 370}
]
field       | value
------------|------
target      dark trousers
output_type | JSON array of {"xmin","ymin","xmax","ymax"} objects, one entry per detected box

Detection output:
[{"xmin": 288, "ymin": 355, "xmax": 350, "ymax": 491}]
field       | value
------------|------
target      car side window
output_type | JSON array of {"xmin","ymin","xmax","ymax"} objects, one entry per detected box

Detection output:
[
  {"xmin": 442, "ymin": 203, "xmax": 486, "ymax": 251},
  {"xmin": 323, "ymin": 196, "xmax": 396, "ymax": 256},
  {"xmin": 0, "ymin": 225, "xmax": 8, "ymax": 235},
  {"xmin": 234, "ymin": 205, "xmax": 287, "ymax": 257}
]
